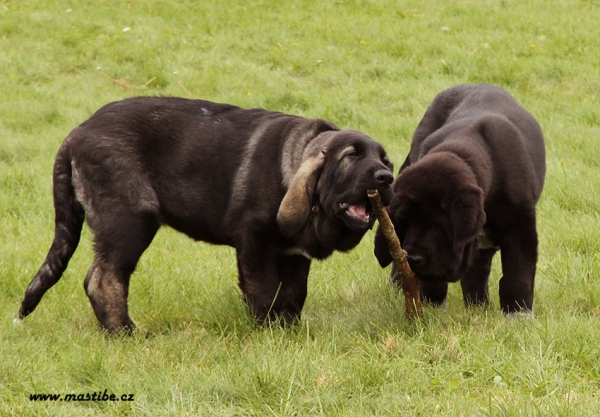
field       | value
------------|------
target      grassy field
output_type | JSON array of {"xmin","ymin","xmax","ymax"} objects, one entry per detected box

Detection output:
[{"xmin": 1, "ymin": 0, "xmax": 600, "ymax": 415}]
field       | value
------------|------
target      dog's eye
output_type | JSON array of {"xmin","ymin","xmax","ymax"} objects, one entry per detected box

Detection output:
[{"xmin": 340, "ymin": 146, "xmax": 359, "ymax": 160}]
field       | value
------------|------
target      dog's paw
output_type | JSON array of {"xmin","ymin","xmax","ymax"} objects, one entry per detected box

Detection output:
[
  {"xmin": 505, "ymin": 310, "xmax": 535, "ymax": 320},
  {"xmin": 12, "ymin": 316, "xmax": 23, "ymax": 327}
]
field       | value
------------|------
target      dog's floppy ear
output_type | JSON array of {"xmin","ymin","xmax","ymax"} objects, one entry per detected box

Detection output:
[
  {"xmin": 374, "ymin": 224, "xmax": 393, "ymax": 267},
  {"xmin": 277, "ymin": 152, "xmax": 325, "ymax": 238},
  {"xmin": 277, "ymin": 131, "xmax": 335, "ymax": 238},
  {"xmin": 451, "ymin": 186, "xmax": 486, "ymax": 250}
]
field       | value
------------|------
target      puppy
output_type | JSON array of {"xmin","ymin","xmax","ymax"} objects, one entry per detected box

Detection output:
[
  {"xmin": 375, "ymin": 84, "xmax": 545, "ymax": 314},
  {"xmin": 18, "ymin": 96, "xmax": 394, "ymax": 332}
]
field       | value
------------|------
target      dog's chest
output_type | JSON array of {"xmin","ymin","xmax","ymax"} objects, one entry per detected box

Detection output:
[
  {"xmin": 283, "ymin": 247, "xmax": 313, "ymax": 260},
  {"xmin": 476, "ymin": 229, "xmax": 500, "ymax": 250}
]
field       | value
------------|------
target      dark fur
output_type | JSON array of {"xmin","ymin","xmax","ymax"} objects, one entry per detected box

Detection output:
[
  {"xmin": 375, "ymin": 84, "xmax": 545, "ymax": 314},
  {"xmin": 19, "ymin": 96, "xmax": 394, "ymax": 332}
]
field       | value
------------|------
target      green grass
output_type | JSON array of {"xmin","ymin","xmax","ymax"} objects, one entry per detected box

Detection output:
[{"xmin": 2, "ymin": 0, "xmax": 600, "ymax": 415}]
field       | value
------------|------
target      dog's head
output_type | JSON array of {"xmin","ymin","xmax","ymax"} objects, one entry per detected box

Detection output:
[
  {"xmin": 374, "ymin": 152, "xmax": 486, "ymax": 283},
  {"xmin": 277, "ymin": 129, "xmax": 394, "ymax": 257}
]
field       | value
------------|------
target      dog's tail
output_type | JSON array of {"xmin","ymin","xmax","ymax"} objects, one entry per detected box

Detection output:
[{"xmin": 18, "ymin": 138, "xmax": 85, "ymax": 320}]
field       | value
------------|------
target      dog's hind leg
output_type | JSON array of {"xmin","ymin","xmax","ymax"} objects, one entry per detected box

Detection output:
[
  {"xmin": 84, "ymin": 211, "xmax": 160, "ymax": 333},
  {"xmin": 461, "ymin": 247, "xmax": 497, "ymax": 307},
  {"xmin": 19, "ymin": 143, "xmax": 85, "ymax": 320}
]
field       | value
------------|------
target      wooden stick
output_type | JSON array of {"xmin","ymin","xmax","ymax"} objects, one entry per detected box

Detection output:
[{"xmin": 368, "ymin": 189, "xmax": 423, "ymax": 319}]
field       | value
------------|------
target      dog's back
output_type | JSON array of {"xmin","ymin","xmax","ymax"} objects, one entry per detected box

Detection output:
[
  {"xmin": 408, "ymin": 84, "xmax": 545, "ymax": 202},
  {"xmin": 66, "ymin": 97, "xmax": 312, "ymax": 244}
]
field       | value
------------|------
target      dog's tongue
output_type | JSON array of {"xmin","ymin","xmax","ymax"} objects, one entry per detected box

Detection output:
[{"xmin": 347, "ymin": 204, "xmax": 370, "ymax": 223}]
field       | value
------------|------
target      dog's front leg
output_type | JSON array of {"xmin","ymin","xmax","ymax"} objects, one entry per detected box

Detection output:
[
  {"xmin": 276, "ymin": 254, "xmax": 311, "ymax": 323},
  {"xmin": 498, "ymin": 216, "xmax": 538, "ymax": 314},
  {"xmin": 461, "ymin": 247, "xmax": 498, "ymax": 307},
  {"xmin": 236, "ymin": 240, "xmax": 310, "ymax": 326},
  {"xmin": 418, "ymin": 279, "xmax": 448, "ymax": 306}
]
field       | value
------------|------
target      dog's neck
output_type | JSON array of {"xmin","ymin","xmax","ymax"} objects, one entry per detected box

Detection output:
[{"xmin": 281, "ymin": 129, "xmax": 337, "ymax": 189}]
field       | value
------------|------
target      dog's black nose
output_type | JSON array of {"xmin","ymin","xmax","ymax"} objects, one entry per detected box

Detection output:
[
  {"xmin": 374, "ymin": 169, "xmax": 393, "ymax": 186},
  {"xmin": 408, "ymin": 254, "xmax": 424, "ymax": 266}
]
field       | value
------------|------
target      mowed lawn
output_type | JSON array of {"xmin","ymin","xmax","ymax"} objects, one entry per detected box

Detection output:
[{"xmin": 1, "ymin": 0, "xmax": 600, "ymax": 415}]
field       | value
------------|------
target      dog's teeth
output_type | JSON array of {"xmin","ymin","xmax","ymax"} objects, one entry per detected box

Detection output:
[
  {"xmin": 347, "ymin": 204, "xmax": 370, "ymax": 223},
  {"xmin": 339, "ymin": 203, "xmax": 349, "ymax": 209}
]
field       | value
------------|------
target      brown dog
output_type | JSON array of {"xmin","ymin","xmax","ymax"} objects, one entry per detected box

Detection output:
[
  {"xmin": 375, "ymin": 84, "xmax": 545, "ymax": 314},
  {"xmin": 18, "ymin": 97, "xmax": 394, "ymax": 332}
]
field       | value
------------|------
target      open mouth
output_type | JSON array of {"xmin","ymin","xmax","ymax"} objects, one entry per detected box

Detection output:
[{"xmin": 338, "ymin": 200, "xmax": 373, "ymax": 229}]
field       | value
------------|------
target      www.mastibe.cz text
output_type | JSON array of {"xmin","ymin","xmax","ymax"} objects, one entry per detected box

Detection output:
[{"xmin": 29, "ymin": 390, "xmax": 134, "ymax": 402}]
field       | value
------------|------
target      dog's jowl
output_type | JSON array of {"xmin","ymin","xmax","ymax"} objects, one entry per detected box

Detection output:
[
  {"xmin": 18, "ymin": 97, "xmax": 394, "ymax": 332},
  {"xmin": 375, "ymin": 84, "xmax": 545, "ymax": 314}
]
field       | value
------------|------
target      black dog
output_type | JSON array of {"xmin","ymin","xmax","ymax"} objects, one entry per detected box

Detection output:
[
  {"xmin": 19, "ymin": 97, "xmax": 394, "ymax": 332},
  {"xmin": 375, "ymin": 84, "xmax": 545, "ymax": 314}
]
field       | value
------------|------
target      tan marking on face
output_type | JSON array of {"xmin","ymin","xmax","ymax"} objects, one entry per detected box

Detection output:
[{"xmin": 339, "ymin": 146, "xmax": 357, "ymax": 159}]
